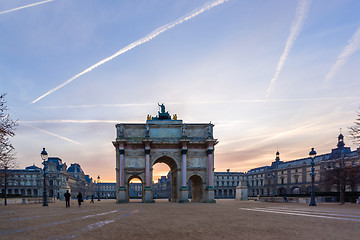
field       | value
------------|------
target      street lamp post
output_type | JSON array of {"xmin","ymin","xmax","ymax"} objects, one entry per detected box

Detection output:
[
  {"xmin": 97, "ymin": 175, "xmax": 101, "ymax": 201},
  {"xmin": 309, "ymin": 148, "xmax": 317, "ymax": 206},
  {"xmin": 41, "ymin": 148, "xmax": 48, "ymax": 207}
]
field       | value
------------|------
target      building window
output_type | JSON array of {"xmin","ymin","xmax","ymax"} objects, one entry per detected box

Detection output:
[{"xmin": 281, "ymin": 178, "xmax": 284, "ymax": 185}]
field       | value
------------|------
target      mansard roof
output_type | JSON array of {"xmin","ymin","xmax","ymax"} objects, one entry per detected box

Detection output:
[
  {"xmin": 84, "ymin": 175, "xmax": 93, "ymax": 183},
  {"xmin": 45, "ymin": 157, "xmax": 66, "ymax": 171},
  {"xmin": 68, "ymin": 163, "xmax": 84, "ymax": 173},
  {"xmin": 47, "ymin": 157, "xmax": 63, "ymax": 165},
  {"xmin": 25, "ymin": 164, "xmax": 42, "ymax": 171}
]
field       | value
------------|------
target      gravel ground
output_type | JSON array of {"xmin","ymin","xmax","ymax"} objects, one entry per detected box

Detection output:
[{"xmin": 1, "ymin": 199, "xmax": 360, "ymax": 240}]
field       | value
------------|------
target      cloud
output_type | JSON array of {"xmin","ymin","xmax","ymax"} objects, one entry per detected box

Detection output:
[
  {"xmin": 38, "ymin": 96, "xmax": 360, "ymax": 109},
  {"xmin": 266, "ymin": 0, "xmax": 311, "ymax": 97},
  {"xmin": 31, "ymin": 0, "xmax": 229, "ymax": 104},
  {"xmin": 324, "ymin": 26, "xmax": 360, "ymax": 84},
  {"xmin": 0, "ymin": 0, "xmax": 54, "ymax": 15},
  {"xmin": 22, "ymin": 123, "xmax": 82, "ymax": 145}
]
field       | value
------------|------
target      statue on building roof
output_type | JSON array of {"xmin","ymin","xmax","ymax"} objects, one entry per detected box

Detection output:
[
  {"xmin": 151, "ymin": 103, "xmax": 171, "ymax": 120},
  {"xmin": 159, "ymin": 103, "xmax": 166, "ymax": 114}
]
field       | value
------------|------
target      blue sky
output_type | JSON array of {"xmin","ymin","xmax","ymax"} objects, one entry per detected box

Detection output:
[{"xmin": 1, "ymin": 0, "xmax": 360, "ymax": 182}]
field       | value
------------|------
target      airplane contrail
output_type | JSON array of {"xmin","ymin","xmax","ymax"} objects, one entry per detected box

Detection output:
[
  {"xmin": 265, "ymin": 0, "xmax": 311, "ymax": 97},
  {"xmin": 31, "ymin": 0, "xmax": 229, "ymax": 104},
  {"xmin": 324, "ymin": 26, "xmax": 360, "ymax": 84},
  {"xmin": 0, "ymin": 0, "xmax": 54, "ymax": 15},
  {"xmin": 22, "ymin": 123, "xmax": 81, "ymax": 145},
  {"xmin": 20, "ymin": 120, "xmax": 120, "ymax": 124},
  {"xmin": 38, "ymin": 96, "xmax": 360, "ymax": 109}
]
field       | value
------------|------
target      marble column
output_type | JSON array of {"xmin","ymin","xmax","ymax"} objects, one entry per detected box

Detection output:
[
  {"xmin": 204, "ymin": 147, "xmax": 216, "ymax": 203},
  {"xmin": 119, "ymin": 148, "xmax": 125, "ymax": 187},
  {"xmin": 145, "ymin": 148, "xmax": 151, "ymax": 187},
  {"xmin": 181, "ymin": 148, "xmax": 188, "ymax": 187},
  {"xmin": 117, "ymin": 143, "xmax": 127, "ymax": 203},
  {"xmin": 143, "ymin": 144, "xmax": 153, "ymax": 203},
  {"xmin": 179, "ymin": 147, "xmax": 189, "ymax": 203},
  {"xmin": 207, "ymin": 148, "xmax": 214, "ymax": 187}
]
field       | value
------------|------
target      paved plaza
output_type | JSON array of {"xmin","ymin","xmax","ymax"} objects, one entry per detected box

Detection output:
[{"xmin": 1, "ymin": 199, "xmax": 360, "ymax": 240}]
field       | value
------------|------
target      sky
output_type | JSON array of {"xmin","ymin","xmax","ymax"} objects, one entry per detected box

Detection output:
[{"xmin": 1, "ymin": 0, "xmax": 360, "ymax": 182}]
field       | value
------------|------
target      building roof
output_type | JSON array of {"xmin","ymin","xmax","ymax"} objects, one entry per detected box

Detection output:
[
  {"xmin": 68, "ymin": 163, "xmax": 84, "ymax": 173},
  {"xmin": 25, "ymin": 164, "xmax": 42, "ymax": 171}
]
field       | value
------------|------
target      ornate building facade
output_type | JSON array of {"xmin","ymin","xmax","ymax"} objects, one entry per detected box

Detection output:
[
  {"xmin": 245, "ymin": 134, "xmax": 360, "ymax": 198},
  {"xmin": 1, "ymin": 157, "xmax": 96, "ymax": 200}
]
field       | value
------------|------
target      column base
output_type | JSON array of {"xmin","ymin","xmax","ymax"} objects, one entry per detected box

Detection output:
[
  {"xmin": 144, "ymin": 187, "xmax": 154, "ymax": 203},
  {"xmin": 204, "ymin": 186, "xmax": 216, "ymax": 203},
  {"xmin": 178, "ymin": 187, "xmax": 189, "ymax": 203},
  {"xmin": 117, "ymin": 187, "xmax": 128, "ymax": 204}
]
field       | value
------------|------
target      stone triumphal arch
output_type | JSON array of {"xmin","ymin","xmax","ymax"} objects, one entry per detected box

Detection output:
[{"xmin": 112, "ymin": 104, "xmax": 217, "ymax": 203}]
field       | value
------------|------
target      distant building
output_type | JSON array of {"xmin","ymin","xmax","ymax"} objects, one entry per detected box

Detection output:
[
  {"xmin": 97, "ymin": 182, "xmax": 141, "ymax": 199},
  {"xmin": 97, "ymin": 183, "xmax": 116, "ymax": 198},
  {"xmin": 214, "ymin": 169, "xmax": 244, "ymax": 199},
  {"xmin": 153, "ymin": 175, "xmax": 171, "ymax": 198},
  {"xmin": 245, "ymin": 134, "xmax": 360, "ymax": 197},
  {"xmin": 1, "ymin": 157, "xmax": 96, "ymax": 199},
  {"xmin": 129, "ymin": 183, "xmax": 142, "ymax": 197}
]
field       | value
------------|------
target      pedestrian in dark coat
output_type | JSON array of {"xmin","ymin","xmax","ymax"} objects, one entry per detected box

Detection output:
[
  {"xmin": 90, "ymin": 194, "xmax": 94, "ymax": 203},
  {"xmin": 77, "ymin": 192, "xmax": 83, "ymax": 207},
  {"xmin": 64, "ymin": 190, "xmax": 71, "ymax": 208}
]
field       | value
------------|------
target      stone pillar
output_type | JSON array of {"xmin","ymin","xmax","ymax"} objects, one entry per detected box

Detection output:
[
  {"xmin": 179, "ymin": 147, "xmax": 189, "ymax": 203},
  {"xmin": 181, "ymin": 149, "xmax": 187, "ymax": 187},
  {"xmin": 207, "ymin": 148, "xmax": 214, "ymax": 187},
  {"xmin": 117, "ymin": 143, "xmax": 127, "ymax": 203},
  {"xmin": 145, "ymin": 148, "xmax": 151, "ymax": 187},
  {"xmin": 119, "ymin": 146, "xmax": 125, "ymax": 187},
  {"xmin": 235, "ymin": 179, "xmax": 248, "ymax": 201},
  {"xmin": 144, "ymin": 144, "xmax": 153, "ymax": 203},
  {"xmin": 204, "ymin": 147, "xmax": 215, "ymax": 203}
]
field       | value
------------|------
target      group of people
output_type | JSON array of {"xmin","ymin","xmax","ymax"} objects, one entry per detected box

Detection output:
[{"xmin": 64, "ymin": 190, "xmax": 95, "ymax": 207}]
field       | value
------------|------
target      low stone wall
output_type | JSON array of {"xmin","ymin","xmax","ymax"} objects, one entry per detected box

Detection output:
[
  {"xmin": 258, "ymin": 196, "xmax": 339, "ymax": 203},
  {"xmin": 0, "ymin": 197, "xmax": 57, "ymax": 205}
]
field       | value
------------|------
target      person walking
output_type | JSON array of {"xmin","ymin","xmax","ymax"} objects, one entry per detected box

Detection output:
[
  {"xmin": 77, "ymin": 192, "xmax": 83, "ymax": 207},
  {"xmin": 64, "ymin": 190, "xmax": 71, "ymax": 208},
  {"xmin": 90, "ymin": 194, "xmax": 94, "ymax": 203}
]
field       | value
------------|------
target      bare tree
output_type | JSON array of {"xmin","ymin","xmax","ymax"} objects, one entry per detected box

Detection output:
[
  {"xmin": 349, "ymin": 109, "xmax": 360, "ymax": 145},
  {"xmin": 0, "ymin": 93, "xmax": 18, "ymax": 205},
  {"xmin": 320, "ymin": 157, "xmax": 360, "ymax": 204}
]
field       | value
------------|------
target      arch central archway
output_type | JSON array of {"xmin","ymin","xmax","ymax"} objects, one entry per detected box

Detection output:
[{"xmin": 152, "ymin": 156, "xmax": 178, "ymax": 202}]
